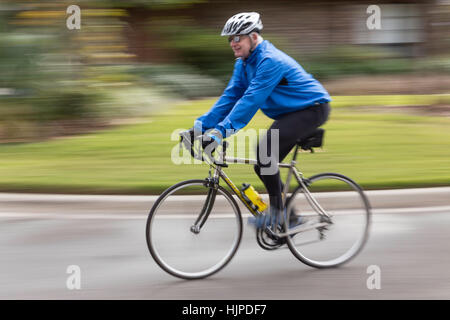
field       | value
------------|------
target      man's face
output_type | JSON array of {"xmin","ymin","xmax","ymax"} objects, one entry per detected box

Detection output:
[{"xmin": 229, "ymin": 34, "xmax": 252, "ymax": 59}]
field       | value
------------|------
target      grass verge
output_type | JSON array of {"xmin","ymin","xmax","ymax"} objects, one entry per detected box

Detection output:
[{"xmin": 0, "ymin": 95, "xmax": 449, "ymax": 194}]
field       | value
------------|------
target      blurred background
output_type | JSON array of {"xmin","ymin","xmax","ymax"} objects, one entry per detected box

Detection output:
[
  {"xmin": 2, "ymin": 1, "xmax": 450, "ymax": 300},
  {"xmin": 0, "ymin": 0, "xmax": 449, "ymax": 193}
]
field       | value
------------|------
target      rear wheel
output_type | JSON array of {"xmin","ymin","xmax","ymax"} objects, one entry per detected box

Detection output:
[{"xmin": 285, "ymin": 173, "xmax": 371, "ymax": 268}]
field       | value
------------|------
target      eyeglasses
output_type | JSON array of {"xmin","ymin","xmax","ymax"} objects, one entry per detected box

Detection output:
[{"xmin": 228, "ymin": 35, "xmax": 247, "ymax": 43}]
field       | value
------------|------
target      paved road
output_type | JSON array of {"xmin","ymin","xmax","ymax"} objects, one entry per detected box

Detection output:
[{"xmin": 0, "ymin": 188, "xmax": 449, "ymax": 299}]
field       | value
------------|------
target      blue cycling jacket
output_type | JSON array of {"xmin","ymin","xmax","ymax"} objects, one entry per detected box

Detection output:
[{"xmin": 196, "ymin": 40, "xmax": 331, "ymax": 138}]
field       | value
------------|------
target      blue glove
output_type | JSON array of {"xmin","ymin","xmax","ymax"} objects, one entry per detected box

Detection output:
[
  {"xmin": 193, "ymin": 120, "xmax": 204, "ymax": 133},
  {"xmin": 201, "ymin": 129, "xmax": 222, "ymax": 156}
]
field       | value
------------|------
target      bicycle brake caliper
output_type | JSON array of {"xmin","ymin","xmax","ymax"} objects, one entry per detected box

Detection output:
[{"xmin": 204, "ymin": 177, "xmax": 219, "ymax": 190}]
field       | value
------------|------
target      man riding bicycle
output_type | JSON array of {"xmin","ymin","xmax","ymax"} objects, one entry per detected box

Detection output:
[{"xmin": 185, "ymin": 12, "xmax": 331, "ymax": 228}]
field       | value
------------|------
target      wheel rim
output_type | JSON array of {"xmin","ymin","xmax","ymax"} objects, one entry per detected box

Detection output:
[
  {"xmin": 147, "ymin": 181, "xmax": 242, "ymax": 279},
  {"xmin": 286, "ymin": 174, "xmax": 371, "ymax": 268}
]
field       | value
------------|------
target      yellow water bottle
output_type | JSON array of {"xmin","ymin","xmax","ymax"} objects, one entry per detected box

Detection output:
[{"xmin": 241, "ymin": 183, "xmax": 268, "ymax": 213}]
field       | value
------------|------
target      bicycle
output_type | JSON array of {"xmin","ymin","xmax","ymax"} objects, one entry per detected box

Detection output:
[{"xmin": 146, "ymin": 128, "xmax": 371, "ymax": 279}]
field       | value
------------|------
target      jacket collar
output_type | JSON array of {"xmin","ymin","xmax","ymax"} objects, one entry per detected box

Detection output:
[{"xmin": 244, "ymin": 40, "xmax": 267, "ymax": 64}]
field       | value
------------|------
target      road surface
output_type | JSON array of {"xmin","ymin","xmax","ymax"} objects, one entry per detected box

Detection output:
[{"xmin": 0, "ymin": 188, "xmax": 449, "ymax": 299}]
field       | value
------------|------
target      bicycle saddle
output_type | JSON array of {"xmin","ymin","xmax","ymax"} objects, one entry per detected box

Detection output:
[{"xmin": 296, "ymin": 128, "xmax": 325, "ymax": 151}]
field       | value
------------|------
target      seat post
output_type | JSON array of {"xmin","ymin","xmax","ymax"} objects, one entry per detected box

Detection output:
[{"xmin": 282, "ymin": 144, "xmax": 300, "ymax": 202}]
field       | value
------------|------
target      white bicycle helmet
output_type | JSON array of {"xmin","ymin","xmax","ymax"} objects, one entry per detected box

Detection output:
[{"xmin": 221, "ymin": 12, "xmax": 263, "ymax": 36}]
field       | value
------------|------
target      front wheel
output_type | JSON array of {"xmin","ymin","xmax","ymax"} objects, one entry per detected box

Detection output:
[
  {"xmin": 146, "ymin": 179, "xmax": 243, "ymax": 279},
  {"xmin": 285, "ymin": 173, "xmax": 371, "ymax": 268}
]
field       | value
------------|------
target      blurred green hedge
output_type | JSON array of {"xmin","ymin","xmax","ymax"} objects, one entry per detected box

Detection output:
[
  {"xmin": 31, "ymin": 88, "xmax": 103, "ymax": 121},
  {"xmin": 0, "ymin": 87, "xmax": 104, "ymax": 141}
]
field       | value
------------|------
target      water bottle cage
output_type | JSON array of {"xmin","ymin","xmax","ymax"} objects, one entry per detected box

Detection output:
[{"xmin": 241, "ymin": 193, "xmax": 261, "ymax": 214}]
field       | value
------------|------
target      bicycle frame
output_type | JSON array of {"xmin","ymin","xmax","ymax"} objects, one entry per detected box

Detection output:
[{"xmin": 192, "ymin": 143, "xmax": 331, "ymax": 237}]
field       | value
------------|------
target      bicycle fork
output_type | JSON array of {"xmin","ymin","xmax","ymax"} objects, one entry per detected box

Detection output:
[{"xmin": 190, "ymin": 170, "xmax": 219, "ymax": 234}]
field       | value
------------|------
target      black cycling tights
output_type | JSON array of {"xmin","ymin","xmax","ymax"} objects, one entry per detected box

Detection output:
[{"xmin": 254, "ymin": 102, "xmax": 330, "ymax": 211}]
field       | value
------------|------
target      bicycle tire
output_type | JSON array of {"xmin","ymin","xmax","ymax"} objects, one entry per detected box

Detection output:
[
  {"xmin": 285, "ymin": 173, "xmax": 371, "ymax": 268},
  {"xmin": 146, "ymin": 179, "xmax": 243, "ymax": 279}
]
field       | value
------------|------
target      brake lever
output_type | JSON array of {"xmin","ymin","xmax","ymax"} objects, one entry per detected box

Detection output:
[
  {"xmin": 210, "ymin": 140, "xmax": 228, "ymax": 167},
  {"xmin": 179, "ymin": 132, "xmax": 229, "ymax": 166}
]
